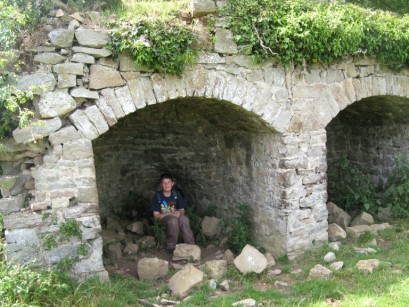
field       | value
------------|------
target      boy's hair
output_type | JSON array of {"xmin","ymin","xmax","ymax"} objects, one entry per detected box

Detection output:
[{"xmin": 160, "ymin": 173, "xmax": 174, "ymax": 182}]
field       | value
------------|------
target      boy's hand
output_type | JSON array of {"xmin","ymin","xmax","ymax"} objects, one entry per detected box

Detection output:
[{"xmin": 171, "ymin": 211, "xmax": 181, "ymax": 218}]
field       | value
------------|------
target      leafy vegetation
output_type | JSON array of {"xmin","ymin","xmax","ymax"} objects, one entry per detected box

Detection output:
[
  {"xmin": 348, "ymin": 0, "xmax": 409, "ymax": 15},
  {"xmin": 227, "ymin": 204, "xmax": 255, "ymax": 253},
  {"xmin": 384, "ymin": 158, "xmax": 409, "ymax": 218},
  {"xmin": 224, "ymin": 0, "xmax": 409, "ymax": 69}
]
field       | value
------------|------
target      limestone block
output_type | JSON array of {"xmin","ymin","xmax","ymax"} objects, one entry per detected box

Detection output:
[
  {"xmin": 350, "ymin": 212, "xmax": 374, "ymax": 226},
  {"xmin": 5, "ymin": 228, "xmax": 40, "ymax": 246},
  {"xmin": 172, "ymin": 243, "xmax": 201, "ymax": 261},
  {"xmin": 45, "ymin": 241, "xmax": 83, "ymax": 264},
  {"xmin": 139, "ymin": 77, "xmax": 157, "ymax": 105},
  {"xmin": 49, "ymin": 126, "xmax": 81, "ymax": 145},
  {"xmin": 0, "ymin": 195, "xmax": 24, "ymax": 215},
  {"xmin": 119, "ymin": 52, "xmax": 139, "ymax": 72},
  {"xmin": 30, "ymin": 201, "xmax": 50, "ymax": 211},
  {"xmin": 203, "ymin": 260, "xmax": 227, "ymax": 279},
  {"xmin": 346, "ymin": 225, "xmax": 374, "ymax": 238},
  {"xmin": 201, "ymin": 216, "xmax": 222, "ymax": 238},
  {"xmin": 39, "ymin": 91, "xmax": 76, "ymax": 118},
  {"xmin": 328, "ymin": 223, "xmax": 347, "ymax": 242},
  {"xmin": 265, "ymin": 252, "xmax": 276, "ymax": 268},
  {"xmin": 63, "ymin": 138, "xmax": 93, "ymax": 160},
  {"xmin": 99, "ymin": 57, "xmax": 118, "ymax": 69},
  {"xmin": 75, "ymin": 28, "xmax": 109, "ymax": 48},
  {"xmin": 197, "ymin": 52, "xmax": 226, "ymax": 64},
  {"xmin": 48, "ymin": 28, "xmax": 75, "ymax": 48},
  {"xmin": 69, "ymin": 109, "xmax": 99, "ymax": 140},
  {"xmin": 77, "ymin": 186, "xmax": 99, "ymax": 203},
  {"xmin": 33, "ymin": 52, "xmax": 65, "ymax": 65},
  {"xmin": 234, "ymin": 244, "xmax": 267, "ymax": 274},
  {"xmin": 127, "ymin": 221, "xmax": 145, "ymax": 235},
  {"xmin": 13, "ymin": 117, "xmax": 62, "ymax": 144},
  {"xmin": 100, "ymin": 88, "xmax": 125, "ymax": 119},
  {"xmin": 324, "ymin": 252, "xmax": 336, "ymax": 263},
  {"xmin": 137, "ymin": 257, "xmax": 169, "ymax": 280},
  {"xmin": 70, "ymin": 87, "xmax": 99, "ymax": 100},
  {"xmin": 214, "ymin": 28, "xmax": 238, "ymax": 54},
  {"xmin": 356, "ymin": 259, "xmax": 380, "ymax": 273},
  {"xmin": 165, "ymin": 74, "xmax": 187, "ymax": 99},
  {"xmin": 327, "ymin": 202, "xmax": 351, "ymax": 230},
  {"xmin": 58, "ymin": 74, "xmax": 77, "ymax": 88},
  {"xmin": 96, "ymin": 97, "xmax": 117, "ymax": 126},
  {"xmin": 309, "ymin": 264, "xmax": 333, "ymax": 279},
  {"xmin": 169, "ymin": 265, "xmax": 204, "ymax": 298},
  {"xmin": 83, "ymin": 105, "xmax": 109, "ymax": 135},
  {"xmin": 127, "ymin": 79, "xmax": 147, "ymax": 109},
  {"xmin": 3, "ymin": 211, "xmax": 44, "ymax": 229},
  {"xmin": 10, "ymin": 170, "xmax": 32, "ymax": 196},
  {"xmin": 51, "ymin": 197, "xmax": 69, "ymax": 209},
  {"xmin": 18, "ymin": 72, "xmax": 56, "ymax": 94},
  {"xmin": 72, "ymin": 46, "xmax": 112, "ymax": 58},
  {"xmin": 53, "ymin": 63, "xmax": 84, "ymax": 75},
  {"xmin": 30, "ymin": 46, "xmax": 56, "ymax": 53},
  {"xmin": 151, "ymin": 74, "xmax": 168, "ymax": 103},
  {"xmin": 72, "ymin": 53, "xmax": 96, "ymax": 64},
  {"xmin": 115, "ymin": 85, "xmax": 136, "ymax": 114},
  {"xmin": 192, "ymin": 0, "xmax": 217, "ymax": 17},
  {"xmin": 89, "ymin": 65, "xmax": 125, "ymax": 90}
]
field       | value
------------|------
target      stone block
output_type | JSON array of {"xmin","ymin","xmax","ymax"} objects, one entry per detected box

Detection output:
[
  {"xmin": 33, "ymin": 52, "xmax": 65, "ymax": 65},
  {"xmin": 169, "ymin": 265, "xmax": 204, "ymax": 298},
  {"xmin": 13, "ymin": 117, "xmax": 62, "ymax": 144},
  {"xmin": 346, "ymin": 225, "xmax": 374, "ymax": 238},
  {"xmin": 30, "ymin": 201, "xmax": 50, "ymax": 211},
  {"xmin": 173, "ymin": 244, "xmax": 201, "ymax": 261},
  {"xmin": 48, "ymin": 28, "xmax": 75, "ymax": 48},
  {"xmin": 107, "ymin": 243, "xmax": 122, "ymax": 261},
  {"xmin": 72, "ymin": 46, "xmax": 112, "ymax": 58},
  {"xmin": 58, "ymin": 74, "xmax": 77, "ymax": 88},
  {"xmin": 75, "ymin": 28, "xmax": 109, "ymax": 48},
  {"xmin": 99, "ymin": 57, "xmax": 119, "ymax": 69},
  {"xmin": 89, "ymin": 65, "xmax": 126, "ymax": 90},
  {"xmin": 69, "ymin": 109, "xmax": 99, "ymax": 140},
  {"xmin": 0, "ymin": 175, "xmax": 18, "ymax": 198},
  {"xmin": 70, "ymin": 87, "xmax": 99, "ymax": 100},
  {"xmin": 3, "ymin": 211, "xmax": 44, "ymax": 229},
  {"xmin": 100, "ymin": 88, "xmax": 125, "ymax": 119},
  {"xmin": 84, "ymin": 105, "xmax": 109, "ymax": 135},
  {"xmin": 214, "ymin": 28, "xmax": 238, "ymax": 54},
  {"xmin": 328, "ymin": 223, "xmax": 347, "ymax": 242},
  {"xmin": 96, "ymin": 97, "xmax": 117, "ymax": 126},
  {"xmin": 0, "ymin": 195, "xmax": 24, "ymax": 215},
  {"xmin": 201, "ymin": 216, "xmax": 222, "ymax": 238},
  {"xmin": 115, "ymin": 85, "xmax": 136, "ymax": 114},
  {"xmin": 192, "ymin": 0, "xmax": 217, "ymax": 17},
  {"xmin": 234, "ymin": 244, "xmax": 267, "ymax": 274},
  {"xmin": 49, "ymin": 126, "xmax": 81, "ymax": 146},
  {"xmin": 127, "ymin": 221, "xmax": 145, "ymax": 235},
  {"xmin": 127, "ymin": 79, "xmax": 147, "ymax": 109},
  {"xmin": 309, "ymin": 264, "xmax": 333, "ymax": 279},
  {"xmin": 137, "ymin": 257, "xmax": 169, "ymax": 280},
  {"xmin": 18, "ymin": 72, "xmax": 56, "ymax": 94},
  {"xmin": 77, "ymin": 186, "xmax": 99, "ymax": 203},
  {"xmin": 356, "ymin": 259, "xmax": 380, "ymax": 273},
  {"xmin": 350, "ymin": 212, "xmax": 374, "ymax": 226},
  {"xmin": 327, "ymin": 202, "xmax": 351, "ymax": 230},
  {"xmin": 63, "ymin": 139, "xmax": 93, "ymax": 160},
  {"xmin": 72, "ymin": 53, "xmax": 96, "ymax": 64},
  {"xmin": 38, "ymin": 91, "xmax": 77, "ymax": 118},
  {"xmin": 53, "ymin": 63, "xmax": 84, "ymax": 75}
]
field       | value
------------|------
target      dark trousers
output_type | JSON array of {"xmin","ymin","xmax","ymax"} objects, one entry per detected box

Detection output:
[{"xmin": 161, "ymin": 215, "xmax": 195, "ymax": 250}]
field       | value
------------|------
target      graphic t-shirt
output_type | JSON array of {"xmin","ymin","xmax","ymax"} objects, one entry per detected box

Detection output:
[{"xmin": 151, "ymin": 190, "xmax": 186, "ymax": 214}]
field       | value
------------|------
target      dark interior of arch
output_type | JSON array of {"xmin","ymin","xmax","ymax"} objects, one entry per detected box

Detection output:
[
  {"xmin": 326, "ymin": 95, "xmax": 409, "ymax": 202},
  {"xmin": 93, "ymin": 97, "xmax": 280, "ymax": 223}
]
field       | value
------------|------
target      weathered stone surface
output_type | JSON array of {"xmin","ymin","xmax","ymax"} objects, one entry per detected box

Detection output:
[
  {"xmin": 18, "ymin": 72, "xmax": 56, "ymax": 94},
  {"xmin": 107, "ymin": 243, "xmax": 122, "ymax": 261},
  {"xmin": 96, "ymin": 97, "xmax": 117, "ymax": 126},
  {"xmin": 30, "ymin": 46, "xmax": 55, "ymax": 53},
  {"xmin": 350, "ymin": 212, "xmax": 374, "ymax": 226},
  {"xmin": 173, "ymin": 244, "xmax": 201, "ymax": 261},
  {"xmin": 127, "ymin": 221, "xmax": 145, "ymax": 235},
  {"xmin": 208, "ymin": 279, "xmax": 217, "ymax": 289},
  {"xmin": 13, "ymin": 117, "xmax": 62, "ymax": 144},
  {"xmin": 100, "ymin": 88, "xmax": 125, "ymax": 119},
  {"xmin": 356, "ymin": 259, "xmax": 380, "ymax": 273},
  {"xmin": 72, "ymin": 53, "xmax": 96, "ymax": 64},
  {"xmin": 58, "ymin": 74, "xmax": 77, "ymax": 88},
  {"xmin": 99, "ymin": 57, "xmax": 119, "ymax": 69},
  {"xmin": 223, "ymin": 249, "xmax": 235, "ymax": 264},
  {"xmin": 49, "ymin": 28, "xmax": 74, "ymax": 48},
  {"xmin": 53, "ymin": 63, "xmax": 84, "ymax": 75},
  {"xmin": 324, "ymin": 252, "xmax": 336, "ymax": 263},
  {"xmin": 330, "ymin": 261, "xmax": 344, "ymax": 271},
  {"xmin": 232, "ymin": 299, "xmax": 256, "ymax": 306},
  {"xmin": 69, "ymin": 109, "xmax": 99, "ymax": 140},
  {"xmin": 169, "ymin": 265, "xmax": 204, "ymax": 298},
  {"xmin": 89, "ymin": 65, "xmax": 125, "ymax": 89},
  {"xmin": 70, "ymin": 87, "xmax": 99, "ymax": 100},
  {"xmin": 234, "ymin": 244, "xmax": 267, "ymax": 274},
  {"xmin": 377, "ymin": 206, "xmax": 393, "ymax": 222},
  {"xmin": 265, "ymin": 252, "xmax": 276, "ymax": 268},
  {"xmin": 137, "ymin": 236, "xmax": 156, "ymax": 250},
  {"xmin": 220, "ymin": 279, "xmax": 229, "ymax": 291},
  {"xmin": 328, "ymin": 223, "xmax": 347, "ymax": 242},
  {"xmin": 309, "ymin": 264, "xmax": 333, "ymax": 279},
  {"xmin": 49, "ymin": 126, "xmax": 81, "ymax": 145},
  {"xmin": 10, "ymin": 170, "xmax": 31, "ymax": 196},
  {"xmin": 346, "ymin": 225, "xmax": 374, "ymax": 238},
  {"xmin": 115, "ymin": 85, "xmax": 136, "ymax": 114},
  {"xmin": 203, "ymin": 260, "xmax": 227, "ymax": 279},
  {"xmin": 83, "ymin": 105, "xmax": 109, "ymax": 135},
  {"xmin": 34, "ymin": 52, "xmax": 65, "ymax": 65},
  {"xmin": 0, "ymin": 175, "xmax": 18, "ymax": 198},
  {"xmin": 353, "ymin": 247, "xmax": 376, "ymax": 254},
  {"xmin": 38, "ymin": 91, "xmax": 76, "ymax": 118},
  {"xmin": 327, "ymin": 202, "xmax": 351, "ymax": 230},
  {"xmin": 3, "ymin": 211, "xmax": 44, "ymax": 229},
  {"xmin": 30, "ymin": 201, "xmax": 49, "ymax": 211},
  {"xmin": 274, "ymin": 281, "xmax": 289, "ymax": 289},
  {"xmin": 192, "ymin": 0, "xmax": 217, "ymax": 17},
  {"xmin": 72, "ymin": 46, "xmax": 112, "ymax": 58},
  {"xmin": 124, "ymin": 242, "xmax": 139, "ymax": 255},
  {"xmin": 75, "ymin": 28, "xmax": 109, "ymax": 48},
  {"xmin": 63, "ymin": 138, "xmax": 93, "ymax": 160},
  {"xmin": 201, "ymin": 216, "xmax": 222, "ymax": 238},
  {"xmin": 138, "ymin": 257, "xmax": 169, "ymax": 280},
  {"xmin": 0, "ymin": 195, "xmax": 24, "ymax": 215},
  {"xmin": 214, "ymin": 28, "xmax": 238, "ymax": 54}
]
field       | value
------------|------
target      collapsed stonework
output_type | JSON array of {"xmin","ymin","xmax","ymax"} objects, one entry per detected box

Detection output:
[{"xmin": 1, "ymin": 8, "xmax": 409, "ymax": 280}]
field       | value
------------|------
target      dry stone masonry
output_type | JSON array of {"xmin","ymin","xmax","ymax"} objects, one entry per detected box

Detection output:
[{"xmin": 1, "ymin": 2, "xmax": 409, "ymax": 281}]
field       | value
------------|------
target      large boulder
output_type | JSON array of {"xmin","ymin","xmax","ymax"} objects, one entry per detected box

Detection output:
[
  {"xmin": 309, "ymin": 264, "xmax": 333, "ymax": 279},
  {"xmin": 201, "ymin": 216, "xmax": 222, "ymax": 238},
  {"xmin": 169, "ymin": 265, "xmax": 204, "ymax": 298},
  {"xmin": 377, "ymin": 206, "xmax": 393, "ymax": 222},
  {"xmin": 328, "ymin": 223, "xmax": 347, "ymax": 241},
  {"xmin": 137, "ymin": 257, "xmax": 169, "ymax": 280},
  {"xmin": 234, "ymin": 244, "xmax": 267, "ymax": 274},
  {"xmin": 203, "ymin": 260, "xmax": 227, "ymax": 279},
  {"xmin": 173, "ymin": 244, "xmax": 201, "ymax": 261},
  {"xmin": 350, "ymin": 212, "xmax": 374, "ymax": 226},
  {"xmin": 327, "ymin": 202, "xmax": 351, "ymax": 230},
  {"xmin": 75, "ymin": 28, "xmax": 109, "ymax": 48}
]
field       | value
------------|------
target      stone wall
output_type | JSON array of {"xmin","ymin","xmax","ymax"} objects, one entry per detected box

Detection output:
[{"xmin": 1, "ymin": 6, "xmax": 409, "ymax": 280}]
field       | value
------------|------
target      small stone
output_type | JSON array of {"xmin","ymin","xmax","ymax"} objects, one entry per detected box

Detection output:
[
  {"xmin": 274, "ymin": 281, "xmax": 288, "ymax": 289},
  {"xmin": 203, "ymin": 260, "xmax": 227, "ymax": 279},
  {"xmin": 330, "ymin": 261, "xmax": 344, "ymax": 271},
  {"xmin": 350, "ymin": 212, "xmax": 374, "ymax": 226},
  {"xmin": 70, "ymin": 12, "xmax": 86, "ymax": 23},
  {"xmin": 356, "ymin": 259, "xmax": 380, "ymax": 273},
  {"xmin": 169, "ymin": 265, "xmax": 204, "ymax": 298},
  {"xmin": 192, "ymin": 0, "xmax": 217, "ymax": 17},
  {"xmin": 72, "ymin": 46, "xmax": 112, "ymax": 58},
  {"xmin": 291, "ymin": 268, "xmax": 303, "ymax": 275},
  {"xmin": 208, "ymin": 279, "xmax": 217, "ymax": 289},
  {"xmin": 220, "ymin": 279, "xmax": 229, "ymax": 291},
  {"xmin": 309, "ymin": 264, "xmax": 333, "ymax": 279},
  {"xmin": 89, "ymin": 64, "xmax": 126, "ymax": 89},
  {"xmin": 268, "ymin": 269, "xmax": 282, "ymax": 276},
  {"xmin": 265, "ymin": 252, "xmax": 276, "ymax": 268},
  {"xmin": 329, "ymin": 242, "xmax": 341, "ymax": 251},
  {"xmin": 214, "ymin": 28, "xmax": 238, "ymax": 54},
  {"xmin": 232, "ymin": 298, "xmax": 256, "ymax": 306},
  {"xmin": 137, "ymin": 257, "xmax": 168, "ymax": 280},
  {"xmin": 324, "ymin": 252, "xmax": 336, "ymax": 263},
  {"xmin": 33, "ymin": 52, "xmax": 65, "ymax": 65},
  {"xmin": 223, "ymin": 249, "xmax": 234, "ymax": 264},
  {"xmin": 48, "ymin": 28, "xmax": 74, "ymax": 48},
  {"xmin": 72, "ymin": 53, "xmax": 95, "ymax": 64},
  {"xmin": 30, "ymin": 201, "xmax": 49, "ymax": 211},
  {"xmin": 173, "ymin": 244, "xmax": 201, "ymax": 262},
  {"xmin": 70, "ymin": 87, "xmax": 99, "ymax": 100},
  {"xmin": 327, "ymin": 202, "xmax": 351, "ymax": 230},
  {"xmin": 68, "ymin": 19, "xmax": 80, "ymax": 30},
  {"xmin": 234, "ymin": 244, "xmax": 267, "ymax": 274},
  {"xmin": 58, "ymin": 74, "xmax": 77, "ymax": 88},
  {"xmin": 127, "ymin": 221, "xmax": 145, "ymax": 235},
  {"xmin": 353, "ymin": 247, "xmax": 377, "ymax": 254},
  {"xmin": 201, "ymin": 216, "xmax": 222, "ymax": 238},
  {"xmin": 55, "ymin": 9, "xmax": 64, "ymax": 17},
  {"xmin": 328, "ymin": 223, "xmax": 347, "ymax": 241},
  {"xmin": 107, "ymin": 243, "xmax": 122, "ymax": 261}
]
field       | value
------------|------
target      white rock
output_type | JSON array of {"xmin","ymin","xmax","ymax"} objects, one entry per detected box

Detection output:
[
  {"xmin": 38, "ymin": 91, "xmax": 76, "ymax": 118},
  {"xmin": 220, "ymin": 279, "xmax": 229, "ymax": 291},
  {"xmin": 201, "ymin": 216, "xmax": 222, "ymax": 238},
  {"xmin": 208, "ymin": 279, "xmax": 217, "ymax": 289},
  {"xmin": 328, "ymin": 223, "xmax": 347, "ymax": 241},
  {"xmin": 232, "ymin": 298, "xmax": 256, "ymax": 306},
  {"xmin": 137, "ymin": 257, "xmax": 168, "ymax": 280},
  {"xmin": 169, "ymin": 265, "xmax": 204, "ymax": 298},
  {"xmin": 329, "ymin": 242, "xmax": 341, "ymax": 251},
  {"xmin": 353, "ymin": 247, "xmax": 377, "ymax": 254},
  {"xmin": 324, "ymin": 252, "xmax": 336, "ymax": 263},
  {"xmin": 265, "ymin": 252, "xmax": 276, "ymax": 268},
  {"xmin": 356, "ymin": 259, "xmax": 380, "ymax": 273},
  {"xmin": 173, "ymin": 244, "xmax": 201, "ymax": 261},
  {"xmin": 309, "ymin": 264, "xmax": 333, "ymax": 279},
  {"xmin": 234, "ymin": 244, "xmax": 267, "ymax": 274},
  {"xmin": 18, "ymin": 72, "xmax": 56, "ymax": 94},
  {"xmin": 330, "ymin": 261, "xmax": 344, "ymax": 271},
  {"xmin": 49, "ymin": 126, "xmax": 81, "ymax": 146}
]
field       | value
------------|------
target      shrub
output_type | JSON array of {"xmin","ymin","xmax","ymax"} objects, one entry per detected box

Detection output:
[
  {"xmin": 384, "ymin": 157, "xmax": 409, "ymax": 218},
  {"xmin": 227, "ymin": 204, "xmax": 255, "ymax": 253}
]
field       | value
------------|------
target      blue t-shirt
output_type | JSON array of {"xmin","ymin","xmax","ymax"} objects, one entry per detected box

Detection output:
[{"xmin": 151, "ymin": 190, "xmax": 186, "ymax": 214}]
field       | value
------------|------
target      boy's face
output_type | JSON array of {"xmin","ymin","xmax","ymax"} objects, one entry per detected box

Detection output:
[{"xmin": 161, "ymin": 178, "xmax": 174, "ymax": 193}]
